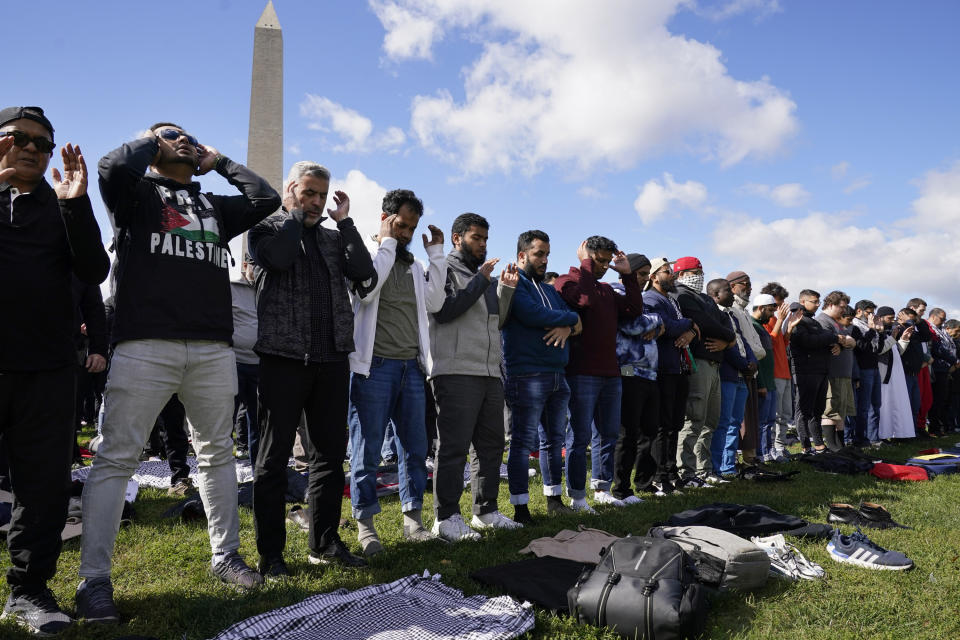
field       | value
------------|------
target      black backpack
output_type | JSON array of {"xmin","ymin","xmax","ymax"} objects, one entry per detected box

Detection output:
[{"xmin": 567, "ymin": 536, "xmax": 709, "ymax": 639}]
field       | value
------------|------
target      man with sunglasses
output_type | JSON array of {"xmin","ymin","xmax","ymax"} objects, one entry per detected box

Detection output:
[
  {"xmin": 0, "ymin": 106, "xmax": 109, "ymax": 635},
  {"xmin": 76, "ymin": 123, "xmax": 280, "ymax": 623}
]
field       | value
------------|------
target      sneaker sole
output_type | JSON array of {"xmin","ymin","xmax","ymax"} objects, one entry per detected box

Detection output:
[{"xmin": 827, "ymin": 544, "xmax": 913, "ymax": 571}]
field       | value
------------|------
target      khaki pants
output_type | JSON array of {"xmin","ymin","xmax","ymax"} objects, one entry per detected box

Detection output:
[{"xmin": 676, "ymin": 359, "xmax": 721, "ymax": 477}]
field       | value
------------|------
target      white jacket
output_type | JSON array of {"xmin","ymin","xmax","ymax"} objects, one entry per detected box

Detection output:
[{"xmin": 348, "ymin": 236, "xmax": 447, "ymax": 376}]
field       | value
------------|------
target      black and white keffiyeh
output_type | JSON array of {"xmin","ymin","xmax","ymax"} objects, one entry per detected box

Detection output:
[{"xmin": 209, "ymin": 573, "xmax": 534, "ymax": 640}]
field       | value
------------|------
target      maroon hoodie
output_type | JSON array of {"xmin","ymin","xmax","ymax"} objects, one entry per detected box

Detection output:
[{"xmin": 555, "ymin": 258, "xmax": 643, "ymax": 376}]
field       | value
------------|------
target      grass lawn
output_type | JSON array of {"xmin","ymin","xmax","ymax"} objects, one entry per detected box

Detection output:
[{"xmin": 3, "ymin": 436, "xmax": 960, "ymax": 639}]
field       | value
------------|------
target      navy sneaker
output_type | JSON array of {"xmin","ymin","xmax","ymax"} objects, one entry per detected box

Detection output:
[
  {"xmin": 827, "ymin": 528, "xmax": 914, "ymax": 571},
  {"xmin": 76, "ymin": 577, "xmax": 119, "ymax": 624}
]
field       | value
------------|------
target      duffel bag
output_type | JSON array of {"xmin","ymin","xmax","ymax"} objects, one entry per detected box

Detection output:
[
  {"xmin": 567, "ymin": 536, "xmax": 709, "ymax": 639},
  {"xmin": 648, "ymin": 525, "xmax": 769, "ymax": 591}
]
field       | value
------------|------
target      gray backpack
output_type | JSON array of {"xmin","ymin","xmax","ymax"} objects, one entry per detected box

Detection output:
[{"xmin": 648, "ymin": 525, "xmax": 769, "ymax": 591}]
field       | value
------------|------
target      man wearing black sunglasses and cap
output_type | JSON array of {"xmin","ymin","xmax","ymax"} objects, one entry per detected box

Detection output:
[
  {"xmin": 0, "ymin": 106, "xmax": 109, "ymax": 635},
  {"xmin": 76, "ymin": 123, "xmax": 280, "ymax": 623}
]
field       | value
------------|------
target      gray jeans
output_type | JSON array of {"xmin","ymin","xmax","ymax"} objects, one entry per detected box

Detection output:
[
  {"xmin": 430, "ymin": 375, "xmax": 505, "ymax": 521},
  {"xmin": 80, "ymin": 339, "xmax": 240, "ymax": 578},
  {"xmin": 774, "ymin": 377, "xmax": 793, "ymax": 450},
  {"xmin": 676, "ymin": 359, "xmax": 721, "ymax": 477}
]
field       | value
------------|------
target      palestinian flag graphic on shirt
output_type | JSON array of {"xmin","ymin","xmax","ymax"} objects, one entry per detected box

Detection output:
[{"xmin": 158, "ymin": 187, "xmax": 220, "ymax": 243}]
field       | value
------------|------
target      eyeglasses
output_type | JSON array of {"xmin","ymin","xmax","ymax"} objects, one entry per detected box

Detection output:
[
  {"xmin": 1, "ymin": 130, "xmax": 55, "ymax": 154},
  {"xmin": 156, "ymin": 128, "xmax": 200, "ymax": 147}
]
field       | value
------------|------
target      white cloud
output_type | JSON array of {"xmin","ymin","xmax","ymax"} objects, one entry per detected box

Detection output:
[
  {"xmin": 693, "ymin": 0, "xmax": 782, "ymax": 21},
  {"xmin": 373, "ymin": 0, "xmax": 798, "ymax": 175},
  {"xmin": 831, "ymin": 161, "xmax": 849, "ymax": 180},
  {"xmin": 577, "ymin": 185, "xmax": 607, "ymax": 199},
  {"xmin": 322, "ymin": 169, "xmax": 389, "ymax": 241},
  {"xmin": 909, "ymin": 160, "xmax": 960, "ymax": 227},
  {"xmin": 300, "ymin": 95, "xmax": 406, "ymax": 153},
  {"xmin": 739, "ymin": 181, "xmax": 810, "ymax": 207},
  {"xmin": 842, "ymin": 177, "xmax": 871, "ymax": 194},
  {"xmin": 287, "ymin": 143, "xmax": 301, "ymax": 155},
  {"xmin": 634, "ymin": 173, "xmax": 708, "ymax": 224},
  {"xmin": 712, "ymin": 161, "xmax": 960, "ymax": 311}
]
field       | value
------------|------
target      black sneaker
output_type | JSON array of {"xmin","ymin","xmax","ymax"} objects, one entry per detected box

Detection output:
[
  {"xmin": 258, "ymin": 555, "xmax": 291, "ymax": 581},
  {"xmin": 308, "ymin": 538, "xmax": 368, "ymax": 568},
  {"xmin": 212, "ymin": 551, "xmax": 264, "ymax": 589},
  {"xmin": 75, "ymin": 577, "xmax": 119, "ymax": 624},
  {"xmin": 827, "ymin": 503, "xmax": 862, "ymax": 526},
  {"xmin": 513, "ymin": 504, "xmax": 534, "ymax": 525},
  {"xmin": 2, "ymin": 588, "xmax": 73, "ymax": 635},
  {"xmin": 546, "ymin": 495, "xmax": 574, "ymax": 515}
]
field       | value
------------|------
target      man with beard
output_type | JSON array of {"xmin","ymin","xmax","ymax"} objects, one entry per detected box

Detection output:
[
  {"xmin": 672, "ymin": 257, "xmax": 736, "ymax": 486},
  {"xmin": 908, "ymin": 298, "xmax": 935, "ymax": 434},
  {"xmin": 895, "ymin": 307, "xmax": 930, "ymax": 427},
  {"xmin": 555, "ymin": 236, "xmax": 640, "ymax": 510},
  {"xmin": 428, "ymin": 213, "xmax": 521, "ymax": 541},
  {"xmin": 815, "ymin": 291, "xmax": 857, "ymax": 451},
  {"xmin": 876, "ymin": 306, "xmax": 915, "ymax": 439},
  {"xmin": 347, "ymin": 189, "xmax": 446, "ymax": 555},
  {"xmin": 927, "ymin": 308, "xmax": 957, "ymax": 436},
  {"xmin": 502, "ymin": 230, "xmax": 581, "ymax": 523},
  {"xmin": 849, "ymin": 300, "xmax": 889, "ymax": 446},
  {"xmin": 725, "ymin": 271, "xmax": 766, "ymax": 465},
  {"xmin": 760, "ymin": 282, "xmax": 793, "ymax": 459},
  {"xmin": 748, "ymin": 295, "xmax": 777, "ymax": 461},
  {"xmin": 789, "ymin": 289, "xmax": 848, "ymax": 453},
  {"xmin": 248, "ymin": 161, "xmax": 375, "ymax": 577},
  {"xmin": 641, "ymin": 258, "xmax": 697, "ymax": 494},
  {"xmin": 708, "ymin": 279, "xmax": 756, "ymax": 478},
  {"xmin": 79, "ymin": 122, "xmax": 280, "ymax": 621}
]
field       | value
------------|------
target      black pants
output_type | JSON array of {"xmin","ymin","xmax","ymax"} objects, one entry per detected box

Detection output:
[
  {"xmin": 929, "ymin": 372, "xmax": 951, "ymax": 433},
  {"xmin": 740, "ymin": 377, "xmax": 759, "ymax": 461},
  {"xmin": 612, "ymin": 377, "xmax": 660, "ymax": 497},
  {"xmin": 431, "ymin": 375, "xmax": 505, "ymax": 520},
  {"xmin": 254, "ymin": 355, "xmax": 349, "ymax": 557},
  {"xmin": 0, "ymin": 366, "xmax": 74, "ymax": 596},
  {"xmin": 152, "ymin": 395, "xmax": 189, "ymax": 482},
  {"xmin": 795, "ymin": 373, "xmax": 828, "ymax": 448},
  {"xmin": 658, "ymin": 372, "xmax": 689, "ymax": 480},
  {"xmin": 233, "ymin": 362, "xmax": 260, "ymax": 463}
]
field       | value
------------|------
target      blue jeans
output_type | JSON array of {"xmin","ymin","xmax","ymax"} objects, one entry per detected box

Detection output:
[
  {"xmin": 566, "ymin": 375, "xmax": 622, "ymax": 497},
  {"xmin": 505, "ymin": 372, "xmax": 570, "ymax": 503},
  {"xmin": 712, "ymin": 379, "xmax": 747, "ymax": 476},
  {"xmin": 348, "ymin": 358, "xmax": 427, "ymax": 519},
  {"xmin": 757, "ymin": 386, "xmax": 778, "ymax": 459},
  {"xmin": 380, "ymin": 421, "xmax": 398, "ymax": 462},
  {"xmin": 854, "ymin": 368, "xmax": 881, "ymax": 444}
]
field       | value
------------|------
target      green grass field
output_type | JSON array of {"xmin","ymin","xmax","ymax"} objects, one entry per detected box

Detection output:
[{"xmin": 2, "ymin": 437, "xmax": 960, "ymax": 640}]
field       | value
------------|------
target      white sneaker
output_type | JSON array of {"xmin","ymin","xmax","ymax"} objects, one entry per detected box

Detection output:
[
  {"xmin": 570, "ymin": 498, "xmax": 597, "ymax": 514},
  {"xmin": 752, "ymin": 534, "xmax": 825, "ymax": 581},
  {"xmin": 593, "ymin": 491, "xmax": 626, "ymax": 507},
  {"xmin": 620, "ymin": 494, "xmax": 644, "ymax": 505},
  {"xmin": 703, "ymin": 474, "xmax": 730, "ymax": 485},
  {"xmin": 471, "ymin": 510, "xmax": 523, "ymax": 530},
  {"xmin": 431, "ymin": 514, "xmax": 481, "ymax": 542}
]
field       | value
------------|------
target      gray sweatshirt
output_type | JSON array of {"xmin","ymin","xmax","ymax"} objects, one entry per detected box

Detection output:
[{"xmin": 231, "ymin": 279, "xmax": 259, "ymax": 364}]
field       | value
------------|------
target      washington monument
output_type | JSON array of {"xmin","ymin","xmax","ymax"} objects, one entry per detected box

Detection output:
[
  {"xmin": 247, "ymin": 1, "xmax": 283, "ymax": 192},
  {"xmin": 237, "ymin": 1, "xmax": 282, "ymax": 262}
]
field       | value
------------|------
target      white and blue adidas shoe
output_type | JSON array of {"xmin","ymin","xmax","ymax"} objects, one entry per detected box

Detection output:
[{"xmin": 827, "ymin": 528, "xmax": 913, "ymax": 571}]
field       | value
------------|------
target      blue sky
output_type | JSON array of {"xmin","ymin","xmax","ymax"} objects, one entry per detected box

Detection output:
[{"xmin": 7, "ymin": 0, "xmax": 960, "ymax": 313}]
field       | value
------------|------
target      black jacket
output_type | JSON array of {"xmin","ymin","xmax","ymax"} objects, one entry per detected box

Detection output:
[
  {"xmin": 248, "ymin": 210, "xmax": 375, "ymax": 361},
  {"xmin": 99, "ymin": 137, "xmax": 280, "ymax": 345},
  {"xmin": 789, "ymin": 311, "xmax": 837, "ymax": 375},
  {"xmin": 850, "ymin": 323, "xmax": 886, "ymax": 370},
  {"xmin": 72, "ymin": 275, "xmax": 108, "ymax": 358},
  {"xmin": 0, "ymin": 180, "xmax": 108, "ymax": 372},
  {"xmin": 672, "ymin": 284, "xmax": 735, "ymax": 363},
  {"xmin": 894, "ymin": 322, "xmax": 931, "ymax": 375}
]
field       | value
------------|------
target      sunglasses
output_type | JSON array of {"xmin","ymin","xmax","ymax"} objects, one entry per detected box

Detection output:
[
  {"xmin": 156, "ymin": 128, "xmax": 200, "ymax": 147},
  {"xmin": 1, "ymin": 130, "xmax": 56, "ymax": 154}
]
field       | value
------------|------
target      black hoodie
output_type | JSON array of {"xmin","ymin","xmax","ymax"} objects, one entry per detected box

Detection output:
[{"xmin": 99, "ymin": 137, "xmax": 280, "ymax": 345}]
